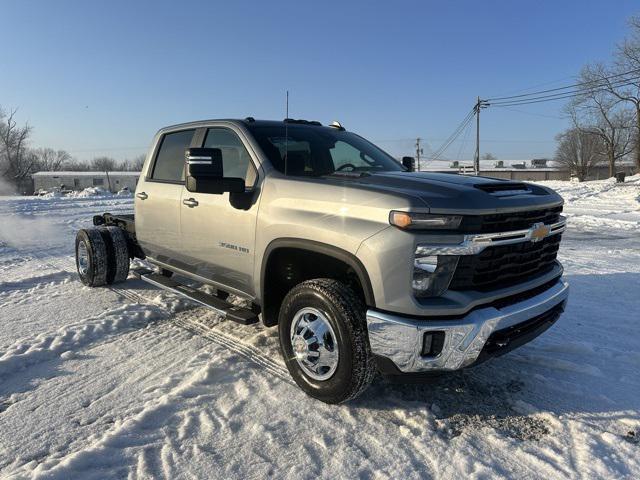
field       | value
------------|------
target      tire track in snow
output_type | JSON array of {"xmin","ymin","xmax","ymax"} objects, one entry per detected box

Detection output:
[
  {"xmin": 25, "ymin": 252, "xmax": 291, "ymax": 384},
  {"xmin": 174, "ymin": 316, "xmax": 292, "ymax": 384}
]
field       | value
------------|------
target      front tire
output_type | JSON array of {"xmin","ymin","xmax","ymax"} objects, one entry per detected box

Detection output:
[{"xmin": 278, "ymin": 279, "xmax": 376, "ymax": 404}]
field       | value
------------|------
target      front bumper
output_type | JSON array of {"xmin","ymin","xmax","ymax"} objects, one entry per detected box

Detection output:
[{"xmin": 366, "ymin": 279, "xmax": 569, "ymax": 373}]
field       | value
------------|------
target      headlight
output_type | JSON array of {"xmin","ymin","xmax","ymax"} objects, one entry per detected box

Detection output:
[
  {"xmin": 412, "ymin": 252, "xmax": 459, "ymax": 297},
  {"xmin": 390, "ymin": 211, "xmax": 462, "ymax": 230}
]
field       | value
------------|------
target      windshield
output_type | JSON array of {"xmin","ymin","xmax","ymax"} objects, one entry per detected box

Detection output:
[{"xmin": 246, "ymin": 124, "xmax": 404, "ymax": 176}]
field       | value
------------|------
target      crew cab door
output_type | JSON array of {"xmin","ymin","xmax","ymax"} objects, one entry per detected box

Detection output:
[
  {"xmin": 179, "ymin": 126, "xmax": 261, "ymax": 296},
  {"xmin": 135, "ymin": 128, "xmax": 196, "ymax": 267}
]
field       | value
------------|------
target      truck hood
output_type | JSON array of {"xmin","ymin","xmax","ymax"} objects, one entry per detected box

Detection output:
[{"xmin": 325, "ymin": 171, "xmax": 564, "ymax": 214}]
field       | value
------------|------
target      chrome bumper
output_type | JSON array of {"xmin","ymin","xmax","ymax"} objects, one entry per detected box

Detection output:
[{"xmin": 366, "ymin": 280, "xmax": 569, "ymax": 373}]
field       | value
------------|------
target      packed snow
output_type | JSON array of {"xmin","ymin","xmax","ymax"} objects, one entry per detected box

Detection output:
[{"xmin": 0, "ymin": 178, "xmax": 639, "ymax": 479}]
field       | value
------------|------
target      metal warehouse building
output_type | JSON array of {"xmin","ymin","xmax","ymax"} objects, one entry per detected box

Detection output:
[{"xmin": 32, "ymin": 171, "xmax": 140, "ymax": 193}]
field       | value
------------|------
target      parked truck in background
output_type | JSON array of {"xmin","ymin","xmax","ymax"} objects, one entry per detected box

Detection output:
[{"xmin": 75, "ymin": 118, "xmax": 569, "ymax": 403}]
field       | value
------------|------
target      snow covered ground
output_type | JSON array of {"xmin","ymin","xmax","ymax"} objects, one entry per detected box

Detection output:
[{"xmin": 0, "ymin": 179, "xmax": 638, "ymax": 479}]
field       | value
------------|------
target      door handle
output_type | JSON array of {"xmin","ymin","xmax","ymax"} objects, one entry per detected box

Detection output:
[
  {"xmin": 136, "ymin": 192, "xmax": 148, "ymax": 200},
  {"xmin": 183, "ymin": 198, "xmax": 199, "ymax": 208}
]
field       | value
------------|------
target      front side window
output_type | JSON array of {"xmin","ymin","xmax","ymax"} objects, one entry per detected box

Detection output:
[
  {"xmin": 246, "ymin": 125, "xmax": 403, "ymax": 177},
  {"xmin": 204, "ymin": 128, "xmax": 257, "ymax": 187},
  {"xmin": 151, "ymin": 129, "xmax": 195, "ymax": 182}
]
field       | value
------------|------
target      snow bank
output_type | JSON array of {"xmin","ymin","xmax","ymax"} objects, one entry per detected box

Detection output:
[
  {"xmin": 40, "ymin": 190, "xmax": 63, "ymax": 198},
  {"xmin": 66, "ymin": 187, "xmax": 109, "ymax": 198}
]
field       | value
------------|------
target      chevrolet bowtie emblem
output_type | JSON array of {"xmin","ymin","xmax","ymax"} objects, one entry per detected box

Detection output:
[{"xmin": 530, "ymin": 222, "xmax": 550, "ymax": 243}]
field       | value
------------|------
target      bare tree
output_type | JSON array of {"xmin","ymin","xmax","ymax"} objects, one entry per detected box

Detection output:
[
  {"xmin": 91, "ymin": 156, "xmax": 117, "ymax": 171},
  {"xmin": 121, "ymin": 154, "xmax": 145, "ymax": 171},
  {"xmin": 0, "ymin": 108, "xmax": 35, "ymax": 189},
  {"xmin": 560, "ymin": 16, "xmax": 640, "ymax": 170},
  {"xmin": 481, "ymin": 153, "xmax": 497, "ymax": 160},
  {"xmin": 611, "ymin": 15, "xmax": 640, "ymax": 169},
  {"xmin": 130, "ymin": 154, "xmax": 145, "ymax": 171},
  {"xmin": 554, "ymin": 128, "xmax": 604, "ymax": 181},
  {"xmin": 32, "ymin": 148, "xmax": 72, "ymax": 171},
  {"xmin": 568, "ymin": 65, "xmax": 635, "ymax": 177},
  {"xmin": 65, "ymin": 158, "xmax": 91, "ymax": 171}
]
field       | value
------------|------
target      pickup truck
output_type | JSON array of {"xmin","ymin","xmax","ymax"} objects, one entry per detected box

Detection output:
[{"xmin": 75, "ymin": 118, "xmax": 569, "ymax": 404}]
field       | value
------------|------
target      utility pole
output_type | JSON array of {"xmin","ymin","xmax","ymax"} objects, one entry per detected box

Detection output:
[
  {"xmin": 415, "ymin": 137, "xmax": 423, "ymax": 172},
  {"xmin": 105, "ymin": 170, "xmax": 112, "ymax": 193},
  {"xmin": 474, "ymin": 97, "xmax": 488, "ymax": 176},
  {"xmin": 474, "ymin": 97, "xmax": 480, "ymax": 175}
]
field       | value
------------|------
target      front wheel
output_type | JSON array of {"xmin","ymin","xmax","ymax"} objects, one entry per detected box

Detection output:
[{"xmin": 278, "ymin": 279, "xmax": 376, "ymax": 404}]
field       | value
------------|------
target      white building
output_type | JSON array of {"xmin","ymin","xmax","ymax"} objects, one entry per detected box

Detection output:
[{"xmin": 32, "ymin": 171, "xmax": 140, "ymax": 193}]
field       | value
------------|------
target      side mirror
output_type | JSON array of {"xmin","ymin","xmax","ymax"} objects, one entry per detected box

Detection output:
[
  {"xmin": 402, "ymin": 156, "xmax": 415, "ymax": 172},
  {"xmin": 185, "ymin": 147, "xmax": 245, "ymax": 194}
]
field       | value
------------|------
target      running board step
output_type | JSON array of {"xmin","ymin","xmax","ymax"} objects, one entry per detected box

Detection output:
[{"xmin": 134, "ymin": 271, "xmax": 259, "ymax": 325}]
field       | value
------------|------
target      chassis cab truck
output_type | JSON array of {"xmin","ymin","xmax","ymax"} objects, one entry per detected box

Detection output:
[{"xmin": 75, "ymin": 118, "xmax": 569, "ymax": 403}]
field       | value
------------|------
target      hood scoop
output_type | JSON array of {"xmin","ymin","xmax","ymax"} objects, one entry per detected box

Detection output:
[{"xmin": 474, "ymin": 182, "xmax": 532, "ymax": 197}]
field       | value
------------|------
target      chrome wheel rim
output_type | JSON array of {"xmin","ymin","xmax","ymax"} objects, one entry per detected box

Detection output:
[
  {"xmin": 290, "ymin": 307, "xmax": 339, "ymax": 381},
  {"xmin": 77, "ymin": 241, "xmax": 89, "ymax": 275}
]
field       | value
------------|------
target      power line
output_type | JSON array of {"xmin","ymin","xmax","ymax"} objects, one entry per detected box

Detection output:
[
  {"xmin": 497, "ymin": 106, "xmax": 567, "ymax": 120},
  {"xmin": 451, "ymin": 69, "xmax": 640, "ymax": 167},
  {"xmin": 429, "ymin": 108, "xmax": 476, "ymax": 160},
  {"xmin": 486, "ymin": 68, "xmax": 640, "ymax": 102},
  {"xmin": 488, "ymin": 77, "xmax": 640, "ymax": 107},
  {"xmin": 429, "ymin": 110, "xmax": 475, "ymax": 159},
  {"xmin": 378, "ymin": 137, "xmax": 557, "ymax": 143},
  {"xmin": 455, "ymin": 114, "xmax": 474, "ymax": 159},
  {"xmin": 484, "ymin": 74, "xmax": 579, "ymax": 99}
]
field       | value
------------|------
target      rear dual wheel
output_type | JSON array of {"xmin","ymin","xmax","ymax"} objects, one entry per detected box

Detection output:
[{"xmin": 75, "ymin": 227, "xmax": 130, "ymax": 287}]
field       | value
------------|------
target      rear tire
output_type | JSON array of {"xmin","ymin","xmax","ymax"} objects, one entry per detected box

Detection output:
[
  {"xmin": 75, "ymin": 227, "xmax": 130, "ymax": 287},
  {"xmin": 103, "ymin": 226, "xmax": 130, "ymax": 284},
  {"xmin": 278, "ymin": 278, "xmax": 376, "ymax": 404},
  {"xmin": 75, "ymin": 228, "xmax": 108, "ymax": 287}
]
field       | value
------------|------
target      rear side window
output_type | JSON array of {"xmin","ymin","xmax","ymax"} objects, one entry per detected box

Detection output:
[{"xmin": 151, "ymin": 129, "xmax": 195, "ymax": 182}]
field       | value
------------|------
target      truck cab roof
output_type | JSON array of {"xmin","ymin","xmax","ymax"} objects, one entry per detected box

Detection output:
[{"xmin": 159, "ymin": 118, "xmax": 335, "ymax": 134}]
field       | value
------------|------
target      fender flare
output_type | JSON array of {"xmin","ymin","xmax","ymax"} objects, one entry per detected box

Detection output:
[{"xmin": 260, "ymin": 238, "xmax": 376, "ymax": 307}]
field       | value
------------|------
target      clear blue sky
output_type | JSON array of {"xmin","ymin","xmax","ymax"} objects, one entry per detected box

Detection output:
[{"xmin": 2, "ymin": 0, "xmax": 639, "ymax": 162}]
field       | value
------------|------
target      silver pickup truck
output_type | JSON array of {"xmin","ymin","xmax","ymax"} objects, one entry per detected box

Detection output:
[{"xmin": 75, "ymin": 118, "xmax": 569, "ymax": 403}]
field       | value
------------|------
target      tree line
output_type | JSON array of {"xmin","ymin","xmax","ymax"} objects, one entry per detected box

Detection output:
[
  {"xmin": 0, "ymin": 108, "xmax": 144, "ymax": 191},
  {"xmin": 556, "ymin": 15, "xmax": 640, "ymax": 181}
]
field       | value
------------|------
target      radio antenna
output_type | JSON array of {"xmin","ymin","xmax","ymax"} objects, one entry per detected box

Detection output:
[{"xmin": 285, "ymin": 90, "xmax": 289, "ymax": 176}]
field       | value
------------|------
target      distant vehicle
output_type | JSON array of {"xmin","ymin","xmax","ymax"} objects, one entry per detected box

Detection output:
[{"xmin": 74, "ymin": 118, "xmax": 569, "ymax": 403}]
